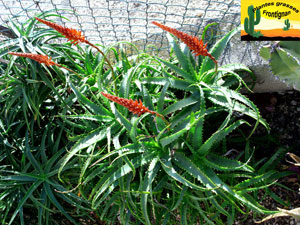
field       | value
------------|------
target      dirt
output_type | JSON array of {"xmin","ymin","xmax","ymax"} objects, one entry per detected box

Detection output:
[
  {"xmin": 234, "ymin": 90, "xmax": 300, "ymax": 225},
  {"xmin": 248, "ymin": 90, "xmax": 300, "ymax": 152}
]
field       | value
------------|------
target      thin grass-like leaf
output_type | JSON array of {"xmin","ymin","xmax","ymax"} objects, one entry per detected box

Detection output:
[
  {"xmin": 141, "ymin": 158, "xmax": 160, "ymax": 225},
  {"xmin": 92, "ymin": 154, "xmax": 154, "ymax": 208},
  {"xmin": 141, "ymin": 76, "xmax": 196, "ymax": 91},
  {"xmin": 8, "ymin": 180, "xmax": 43, "ymax": 225},
  {"xmin": 69, "ymin": 82, "xmax": 112, "ymax": 116},
  {"xmin": 58, "ymin": 127, "xmax": 108, "ymax": 181},
  {"xmin": 43, "ymin": 183, "xmax": 77, "ymax": 224}
]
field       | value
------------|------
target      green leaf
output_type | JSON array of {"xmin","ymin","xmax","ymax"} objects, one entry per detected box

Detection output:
[
  {"xmin": 85, "ymin": 48, "xmax": 94, "ymax": 74},
  {"xmin": 69, "ymin": 81, "xmax": 112, "ymax": 116},
  {"xmin": 25, "ymin": 131, "xmax": 43, "ymax": 174},
  {"xmin": 201, "ymin": 22, "xmax": 218, "ymax": 41},
  {"xmin": 160, "ymin": 155, "xmax": 207, "ymax": 191},
  {"xmin": 260, "ymin": 46, "xmax": 272, "ymax": 61},
  {"xmin": 200, "ymin": 27, "xmax": 240, "ymax": 74},
  {"xmin": 58, "ymin": 114, "xmax": 113, "ymax": 122},
  {"xmin": 207, "ymin": 87, "xmax": 269, "ymax": 132},
  {"xmin": 173, "ymin": 152, "xmax": 219, "ymax": 189},
  {"xmin": 58, "ymin": 127, "xmax": 108, "ymax": 181},
  {"xmin": 120, "ymin": 67, "xmax": 135, "ymax": 98},
  {"xmin": 207, "ymin": 192, "xmax": 231, "ymax": 219},
  {"xmin": 280, "ymin": 41, "xmax": 300, "ymax": 59},
  {"xmin": 129, "ymin": 113, "xmax": 148, "ymax": 143},
  {"xmin": 170, "ymin": 34, "xmax": 196, "ymax": 81},
  {"xmin": 111, "ymin": 102, "xmax": 132, "ymax": 132},
  {"xmin": 92, "ymin": 154, "xmax": 153, "ymax": 208},
  {"xmin": 90, "ymin": 143, "xmax": 146, "ymax": 168},
  {"xmin": 43, "ymin": 183, "xmax": 77, "ymax": 224},
  {"xmin": 199, "ymin": 119, "xmax": 247, "ymax": 156},
  {"xmin": 171, "ymin": 186, "xmax": 187, "ymax": 211},
  {"xmin": 141, "ymin": 76, "xmax": 195, "ymax": 91},
  {"xmin": 258, "ymin": 147, "xmax": 286, "ymax": 173},
  {"xmin": 163, "ymin": 94, "xmax": 199, "ymax": 115},
  {"xmin": 270, "ymin": 47, "xmax": 300, "ymax": 89},
  {"xmin": 157, "ymin": 57, "xmax": 196, "ymax": 82},
  {"xmin": 180, "ymin": 202, "xmax": 188, "ymax": 225},
  {"xmin": 8, "ymin": 180, "xmax": 43, "ymax": 225},
  {"xmin": 235, "ymin": 170, "xmax": 276, "ymax": 189},
  {"xmin": 190, "ymin": 200, "xmax": 215, "ymax": 225},
  {"xmin": 64, "ymin": 52, "xmax": 85, "ymax": 74},
  {"xmin": 160, "ymin": 113, "xmax": 200, "ymax": 147},
  {"xmin": 205, "ymin": 154, "xmax": 254, "ymax": 172},
  {"xmin": 192, "ymin": 86, "xmax": 205, "ymax": 149},
  {"xmin": 157, "ymin": 82, "xmax": 169, "ymax": 113},
  {"xmin": 202, "ymin": 166, "xmax": 273, "ymax": 214}
]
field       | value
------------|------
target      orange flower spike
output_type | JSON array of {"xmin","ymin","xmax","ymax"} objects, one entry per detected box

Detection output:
[
  {"xmin": 101, "ymin": 92, "xmax": 162, "ymax": 117},
  {"xmin": 8, "ymin": 52, "xmax": 59, "ymax": 67},
  {"xmin": 152, "ymin": 21, "xmax": 217, "ymax": 64},
  {"xmin": 35, "ymin": 17, "xmax": 86, "ymax": 45}
]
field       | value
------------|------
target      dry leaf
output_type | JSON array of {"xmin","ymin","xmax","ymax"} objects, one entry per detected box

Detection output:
[
  {"xmin": 286, "ymin": 152, "xmax": 300, "ymax": 166},
  {"xmin": 255, "ymin": 207, "xmax": 300, "ymax": 223}
]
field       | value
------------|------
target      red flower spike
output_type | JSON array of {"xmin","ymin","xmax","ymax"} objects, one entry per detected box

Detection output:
[
  {"xmin": 101, "ymin": 92, "xmax": 162, "ymax": 117},
  {"xmin": 152, "ymin": 21, "xmax": 217, "ymax": 64},
  {"xmin": 8, "ymin": 52, "xmax": 59, "ymax": 67},
  {"xmin": 35, "ymin": 17, "xmax": 86, "ymax": 45}
]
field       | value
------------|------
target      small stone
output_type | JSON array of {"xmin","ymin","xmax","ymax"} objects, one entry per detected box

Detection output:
[
  {"xmin": 291, "ymin": 100, "xmax": 297, "ymax": 106},
  {"xmin": 297, "ymin": 107, "xmax": 300, "ymax": 112},
  {"xmin": 270, "ymin": 96, "xmax": 277, "ymax": 105}
]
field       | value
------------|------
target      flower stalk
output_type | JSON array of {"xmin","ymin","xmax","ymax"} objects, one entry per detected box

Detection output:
[
  {"xmin": 101, "ymin": 92, "xmax": 161, "ymax": 117},
  {"xmin": 35, "ymin": 17, "xmax": 86, "ymax": 45},
  {"xmin": 152, "ymin": 21, "xmax": 218, "ymax": 74},
  {"xmin": 35, "ymin": 17, "xmax": 116, "ymax": 92},
  {"xmin": 101, "ymin": 92, "xmax": 170, "ymax": 129},
  {"xmin": 8, "ymin": 52, "xmax": 82, "ymax": 78}
]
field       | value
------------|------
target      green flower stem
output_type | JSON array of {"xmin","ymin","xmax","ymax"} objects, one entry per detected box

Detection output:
[
  {"xmin": 84, "ymin": 40, "xmax": 117, "ymax": 93},
  {"xmin": 57, "ymin": 65, "xmax": 83, "ymax": 79}
]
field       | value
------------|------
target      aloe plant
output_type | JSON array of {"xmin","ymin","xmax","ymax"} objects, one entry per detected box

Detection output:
[
  {"xmin": 0, "ymin": 12, "xmax": 102, "ymax": 224},
  {"xmin": 54, "ymin": 23, "xmax": 273, "ymax": 224},
  {"xmin": 2, "ymin": 13, "xmax": 281, "ymax": 225},
  {"xmin": 0, "ymin": 122, "xmax": 91, "ymax": 225}
]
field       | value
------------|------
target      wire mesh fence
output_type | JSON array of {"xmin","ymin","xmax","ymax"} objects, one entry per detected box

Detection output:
[{"xmin": 0, "ymin": 0, "xmax": 265, "ymax": 65}]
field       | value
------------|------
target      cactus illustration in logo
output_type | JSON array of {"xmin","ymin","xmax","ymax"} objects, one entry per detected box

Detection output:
[
  {"xmin": 283, "ymin": 19, "xmax": 290, "ymax": 31},
  {"xmin": 244, "ymin": 5, "xmax": 263, "ymax": 38}
]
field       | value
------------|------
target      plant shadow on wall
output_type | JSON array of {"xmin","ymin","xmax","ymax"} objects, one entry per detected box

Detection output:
[{"xmin": 0, "ymin": 10, "xmax": 294, "ymax": 225}]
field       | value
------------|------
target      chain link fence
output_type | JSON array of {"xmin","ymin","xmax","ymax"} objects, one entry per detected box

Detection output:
[{"xmin": 0, "ymin": 0, "xmax": 265, "ymax": 65}]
